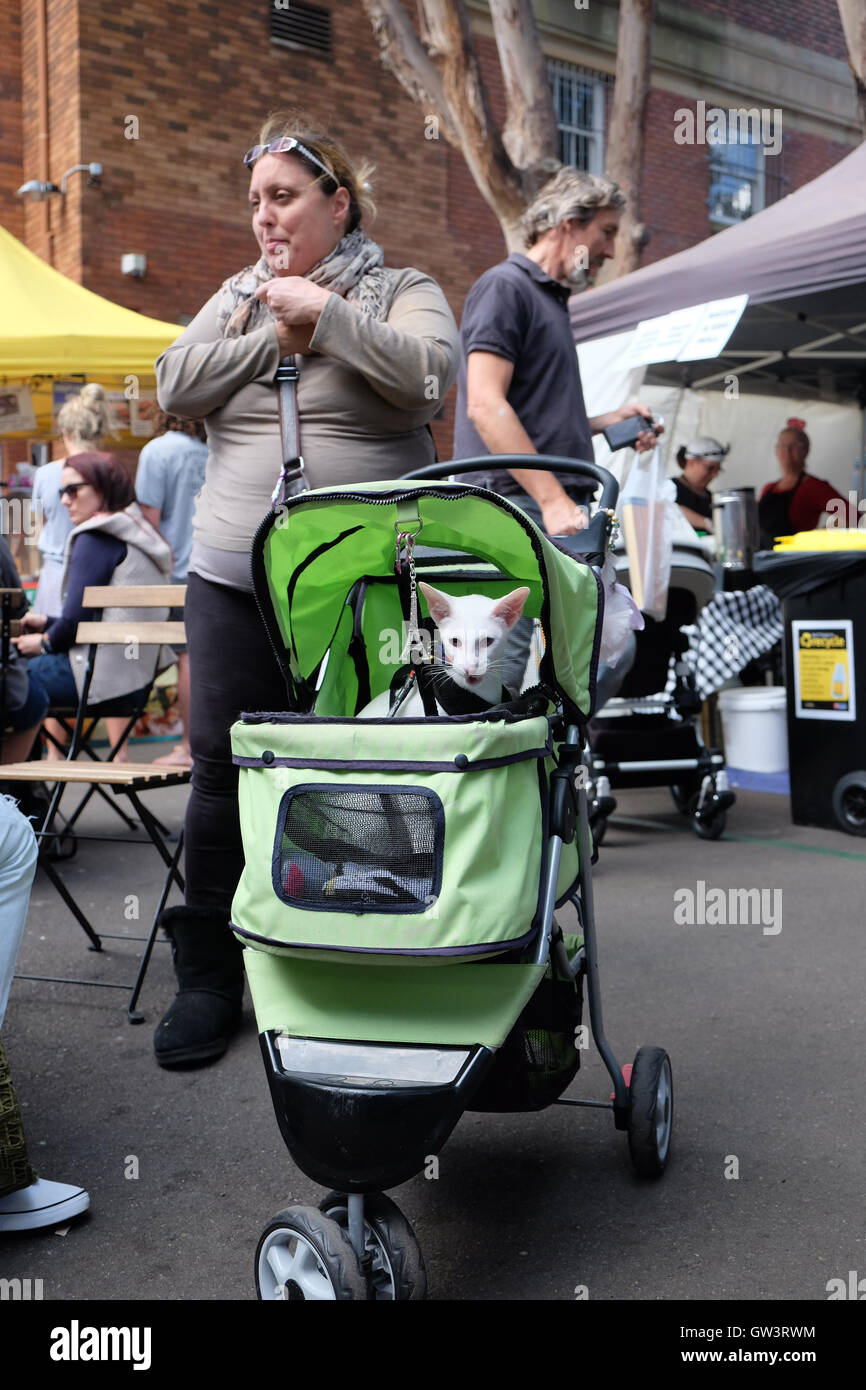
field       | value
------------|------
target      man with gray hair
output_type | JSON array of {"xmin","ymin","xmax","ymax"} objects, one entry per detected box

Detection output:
[{"xmin": 453, "ymin": 166, "xmax": 657, "ymax": 536}]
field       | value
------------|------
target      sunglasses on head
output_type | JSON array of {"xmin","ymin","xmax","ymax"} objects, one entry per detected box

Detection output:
[
  {"xmin": 243, "ymin": 137, "xmax": 338, "ymax": 189},
  {"xmin": 59, "ymin": 481, "xmax": 89, "ymax": 499}
]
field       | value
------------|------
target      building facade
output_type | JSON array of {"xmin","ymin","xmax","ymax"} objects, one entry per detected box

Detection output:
[{"xmin": 0, "ymin": 0, "xmax": 859, "ymax": 475}]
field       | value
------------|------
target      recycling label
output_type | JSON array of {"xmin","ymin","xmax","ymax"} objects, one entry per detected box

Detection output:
[{"xmin": 792, "ymin": 620, "xmax": 856, "ymax": 721}]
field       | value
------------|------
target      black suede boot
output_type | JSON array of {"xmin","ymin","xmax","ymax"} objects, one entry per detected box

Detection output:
[{"xmin": 154, "ymin": 906, "xmax": 244, "ymax": 1068}]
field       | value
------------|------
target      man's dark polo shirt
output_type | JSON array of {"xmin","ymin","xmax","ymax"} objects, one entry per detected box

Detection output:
[{"xmin": 453, "ymin": 253, "xmax": 595, "ymax": 499}]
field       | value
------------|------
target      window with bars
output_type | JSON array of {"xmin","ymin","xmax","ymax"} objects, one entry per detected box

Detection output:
[
  {"xmin": 547, "ymin": 59, "xmax": 611, "ymax": 175},
  {"xmin": 707, "ymin": 120, "xmax": 787, "ymax": 226}
]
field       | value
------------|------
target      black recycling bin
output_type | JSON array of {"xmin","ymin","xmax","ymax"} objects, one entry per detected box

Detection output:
[{"xmin": 754, "ymin": 547, "xmax": 866, "ymax": 835}]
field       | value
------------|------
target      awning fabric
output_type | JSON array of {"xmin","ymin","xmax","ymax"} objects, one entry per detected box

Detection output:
[
  {"xmin": 569, "ymin": 142, "xmax": 866, "ymax": 399},
  {"xmin": 0, "ymin": 224, "xmax": 180, "ymax": 378}
]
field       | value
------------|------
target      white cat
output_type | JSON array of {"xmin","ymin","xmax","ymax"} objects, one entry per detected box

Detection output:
[{"xmin": 359, "ymin": 581, "xmax": 530, "ymax": 717}]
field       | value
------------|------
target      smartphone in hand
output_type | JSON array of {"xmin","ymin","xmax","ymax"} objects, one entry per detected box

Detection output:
[{"xmin": 602, "ymin": 414, "xmax": 662, "ymax": 452}]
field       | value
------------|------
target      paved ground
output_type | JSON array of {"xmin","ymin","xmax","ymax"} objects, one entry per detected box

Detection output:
[{"xmin": 2, "ymin": 764, "xmax": 864, "ymax": 1302}]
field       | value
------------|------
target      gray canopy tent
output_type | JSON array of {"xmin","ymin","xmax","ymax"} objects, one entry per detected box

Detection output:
[{"xmin": 569, "ymin": 141, "xmax": 866, "ymax": 405}]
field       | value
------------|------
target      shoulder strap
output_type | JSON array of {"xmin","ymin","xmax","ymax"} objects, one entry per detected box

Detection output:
[{"xmin": 272, "ymin": 356, "xmax": 307, "ymax": 506}]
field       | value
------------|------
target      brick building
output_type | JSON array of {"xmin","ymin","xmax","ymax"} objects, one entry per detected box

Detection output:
[{"xmin": 0, "ymin": 0, "xmax": 859, "ymax": 474}]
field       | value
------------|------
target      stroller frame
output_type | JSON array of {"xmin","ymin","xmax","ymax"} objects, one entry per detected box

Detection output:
[{"xmin": 238, "ymin": 457, "xmax": 673, "ymax": 1301}]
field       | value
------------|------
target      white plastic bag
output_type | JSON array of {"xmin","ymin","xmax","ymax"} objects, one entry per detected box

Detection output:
[{"xmin": 619, "ymin": 448, "xmax": 677, "ymax": 621}]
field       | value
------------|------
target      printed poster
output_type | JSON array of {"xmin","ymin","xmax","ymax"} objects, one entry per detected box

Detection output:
[
  {"xmin": 0, "ymin": 386, "xmax": 37, "ymax": 434},
  {"xmin": 792, "ymin": 620, "xmax": 856, "ymax": 721}
]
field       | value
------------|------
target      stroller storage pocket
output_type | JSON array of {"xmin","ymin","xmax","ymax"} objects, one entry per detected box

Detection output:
[{"xmin": 231, "ymin": 712, "xmax": 556, "ymax": 961}]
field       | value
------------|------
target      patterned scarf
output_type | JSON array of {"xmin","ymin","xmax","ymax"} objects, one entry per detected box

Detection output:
[{"xmin": 215, "ymin": 227, "xmax": 401, "ymax": 338}]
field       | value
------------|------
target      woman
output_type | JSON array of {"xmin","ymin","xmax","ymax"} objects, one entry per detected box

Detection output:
[
  {"xmin": 153, "ymin": 114, "xmax": 460, "ymax": 1069},
  {"xmin": 758, "ymin": 420, "xmax": 844, "ymax": 549},
  {"xmin": 135, "ymin": 411, "xmax": 209, "ymax": 769},
  {"xmin": 32, "ymin": 383, "xmax": 112, "ymax": 617},
  {"xmin": 15, "ymin": 453, "xmax": 172, "ymax": 726},
  {"xmin": 673, "ymin": 437, "xmax": 728, "ymax": 532}
]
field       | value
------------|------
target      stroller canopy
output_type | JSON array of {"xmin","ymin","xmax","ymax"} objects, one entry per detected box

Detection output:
[{"xmin": 252, "ymin": 480, "xmax": 601, "ymax": 718}]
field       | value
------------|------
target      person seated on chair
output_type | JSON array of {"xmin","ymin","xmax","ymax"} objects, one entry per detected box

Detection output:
[
  {"xmin": 0, "ymin": 535, "xmax": 50, "ymax": 767},
  {"xmin": 0, "ymin": 792, "xmax": 90, "ymax": 1232},
  {"xmin": 13, "ymin": 452, "xmax": 172, "ymax": 760}
]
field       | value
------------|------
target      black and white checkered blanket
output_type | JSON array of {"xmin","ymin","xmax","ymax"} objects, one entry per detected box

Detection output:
[{"xmin": 663, "ymin": 584, "xmax": 784, "ymax": 699}]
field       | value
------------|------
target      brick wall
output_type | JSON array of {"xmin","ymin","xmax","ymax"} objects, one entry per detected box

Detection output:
[
  {"xmin": 0, "ymin": 0, "xmax": 24, "ymax": 239},
  {"xmin": 1, "ymin": 0, "xmax": 856, "ymax": 471},
  {"xmin": 684, "ymin": 0, "xmax": 847, "ymax": 61},
  {"xmin": 19, "ymin": 0, "xmax": 85, "ymax": 280}
]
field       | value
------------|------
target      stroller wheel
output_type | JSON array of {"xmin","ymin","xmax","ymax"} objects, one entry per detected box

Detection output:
[
  {"xmin": 627, "ymin": 1046, "xmax": 673, "ymax": 1177},
  {"xmin": 255, "ymin": 1205, "xmax": 368, "ymax": 1301},
  {"xmin": 670, "ymin": 781, "xmax": 699, "ymax": 815},
  {"xmin": 319, "ymin": 1190, "xmax": 427, "ymax": 1301},
  {"xmin": 692, "ymin": 807, "xmax": 727, "ymax": 840}
]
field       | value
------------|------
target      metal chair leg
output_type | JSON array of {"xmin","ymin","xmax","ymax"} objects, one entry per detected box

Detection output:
[{"xmin": 126, "ymin": 829, "xmax": 185, "ymax": 1024}]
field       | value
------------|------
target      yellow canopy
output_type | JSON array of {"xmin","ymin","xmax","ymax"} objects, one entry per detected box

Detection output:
[{"xmin": 0, "ymin": 224, "xmax": 180, "ymax": 378}]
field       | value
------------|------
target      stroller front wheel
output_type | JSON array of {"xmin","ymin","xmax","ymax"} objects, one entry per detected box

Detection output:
[
  {"xmin": 627, "ymin": 1046, "xmax": 673, "ymax": 1177},
  {"xmin": 255, "ymin": 1205, "xmax": 368, "ymax": 1301},
  {"xmin": 319, "ymin": 1190, "xmax": 427, "ymax": 1301}
]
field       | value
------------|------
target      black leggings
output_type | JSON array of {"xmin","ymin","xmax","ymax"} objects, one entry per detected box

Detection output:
[{"xmin": 183, "ymin": 571, "xmax": 289, "ymax": 915}]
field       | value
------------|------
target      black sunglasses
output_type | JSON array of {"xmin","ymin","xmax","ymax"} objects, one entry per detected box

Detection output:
[{"xmin": 59, "ymin": 482, "xmax": 90, "ymax": 499}]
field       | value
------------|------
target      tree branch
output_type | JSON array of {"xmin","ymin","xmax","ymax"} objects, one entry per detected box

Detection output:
[
  {"xmin": 362, "ymin": 0, "xmax": 459, "ymax": 142},
  {"xmin": 416, "ymin": 0, "xmax": 527, "ymax": 239},
  {"xmin": 597, "ymin": 0, "xmax": 655, "ymax": 281},
  {"xmin": 488, "ymin": 0, "xmax": 559, "ymax": 170},
  {"xmin": 836, "ymin": 0, "xmax": 866, "ymax": 135}
]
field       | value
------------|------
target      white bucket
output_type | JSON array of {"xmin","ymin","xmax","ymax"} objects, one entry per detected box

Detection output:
[{"xmin": 717, "ymin": 687, "xmax": 789, "ymax": 773}]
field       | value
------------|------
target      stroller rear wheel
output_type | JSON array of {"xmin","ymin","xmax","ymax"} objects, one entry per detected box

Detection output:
[
  {"xmin": 255, "ymin": 1204, "xmax": 368, "ymax": 1301},
  {"xmin": 319, "ymin": 1190, "xmax": 427, "ymax": 1301},
  {"xmin": 670, "ymin": 781, "xmax": 700, "ymax": 815},
  {"xmin": 627, "ymin": 1046, "xmax": 673, "ymax": 1177}
]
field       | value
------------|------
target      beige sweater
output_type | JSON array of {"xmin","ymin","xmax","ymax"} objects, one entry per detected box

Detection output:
[{"xmin": 155, "ymin": 268, "xmax": 459, "ymax": 568}]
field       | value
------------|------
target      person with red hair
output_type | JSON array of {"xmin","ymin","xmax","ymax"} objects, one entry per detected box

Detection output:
[
  {"xmin": 14, "ymin": 452, "xmax": 172, "ymax": 740},
  {"xmin": 758, "ymin": 420, "xmax": 845, "ymax": 549}
]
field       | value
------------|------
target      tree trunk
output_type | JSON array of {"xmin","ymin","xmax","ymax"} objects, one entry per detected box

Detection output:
[
  {"xmin": 363, "ymin": 0, "xmax": 557, "ymax": 250},
  {"xmin": 596, "ymin": 0, "xmax": 656, "ymax": 284},
  {"xmin": 488, "ymin": 0, "xmax": 559, "ymax": 172},
  {"xmin": 837, "ymin": 0, "xmax": 866, "ymax": 134}
]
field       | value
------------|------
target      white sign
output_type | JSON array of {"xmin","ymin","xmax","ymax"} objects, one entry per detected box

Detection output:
[
  {"xmin": 624, "ymin": 295, "xmax": 748, "ymax": 367},
  {"xmin": 677, "ymin": 295, "xmax": 749, "ymax": 361}
]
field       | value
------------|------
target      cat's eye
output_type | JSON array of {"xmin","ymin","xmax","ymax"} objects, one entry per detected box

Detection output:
[
  {"xmin": 450, "ymin": 637, "xmax": 462, "ymax": 648},
  {"xmin": 483, "ymin": 637, "xmax": 495, "ymax": 647}
]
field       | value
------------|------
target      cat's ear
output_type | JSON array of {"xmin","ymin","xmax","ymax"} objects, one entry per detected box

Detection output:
[
  {"xmin": 418, "ymin": 582, "xmax": 452, "ymax": 625},
  {"xmin": 491, "ymin": 586, "xmax": 530, "ymax": 629}
]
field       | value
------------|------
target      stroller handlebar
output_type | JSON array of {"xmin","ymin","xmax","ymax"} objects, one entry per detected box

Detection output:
[{"xmin": 402, "ymin": 455, "xmax": 619, "ymax": 512}]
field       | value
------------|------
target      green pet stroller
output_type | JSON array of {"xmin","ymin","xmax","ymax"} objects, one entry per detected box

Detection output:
[{"xmin": 231, "ymin": 456, "xmax": 673, "ymax": 1300}]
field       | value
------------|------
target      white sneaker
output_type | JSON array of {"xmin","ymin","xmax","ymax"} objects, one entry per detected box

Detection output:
[{"xmin": 0, "ymin": 1178, "xmax": 90, "ymax": 1232}]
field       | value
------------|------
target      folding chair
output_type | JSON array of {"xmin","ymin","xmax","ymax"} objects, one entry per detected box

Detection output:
[
  {"xmin": 42, "ymin": 585, "xmax": 187, "ymax": 835},
  {"xmin": 3, "ymin": 585, "xmax": 190, "ymax": 1022}
]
